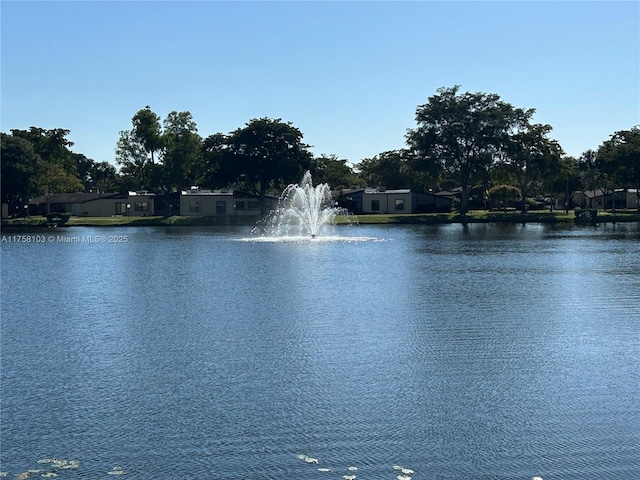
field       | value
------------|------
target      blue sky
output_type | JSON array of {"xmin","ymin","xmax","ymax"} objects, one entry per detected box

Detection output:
[{"xmin": 2, "ymin": 1, "xmax": 638, "ymax": 168}]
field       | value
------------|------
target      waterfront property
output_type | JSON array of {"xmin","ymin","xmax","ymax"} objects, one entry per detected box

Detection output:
[
  {"xmin": 179, "ymin": 186, "xmax": 277, "ymax": 217},
  {"xmin": 573, "ymin": 188, "xmax": 639, "ymax": 210},
  {"xmin": 28, "ymin": 191, "xmax": 159, "ymax": 217},
  {"xmin": 338, "ymin": 186, "xmax": 453, "ymax": 214}
]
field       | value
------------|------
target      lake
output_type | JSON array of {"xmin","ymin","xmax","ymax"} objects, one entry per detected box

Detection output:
[{"xmin": 1, "ymin": 222, "xmax": 639, "ymax": 479}]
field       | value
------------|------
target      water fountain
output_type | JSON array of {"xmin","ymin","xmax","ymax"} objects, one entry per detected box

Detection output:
[{"xmin": 267, "ymin": 171, "xmax": 346, "ymax": 239}]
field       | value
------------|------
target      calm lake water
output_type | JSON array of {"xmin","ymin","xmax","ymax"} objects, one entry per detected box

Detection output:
[{"xmin": 1, "ymin": 223, "xmax": 639, "ymax": 479}]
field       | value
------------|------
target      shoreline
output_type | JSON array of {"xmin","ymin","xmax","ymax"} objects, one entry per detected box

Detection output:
[{"xmin": 2, "ymin": 211, "xmax": 639, "ymax": 229}]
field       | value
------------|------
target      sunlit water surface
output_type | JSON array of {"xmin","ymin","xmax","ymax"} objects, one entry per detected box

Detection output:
[{"xmin": 1, "ymin": 223, "xmax": 639, "ymax": 479}]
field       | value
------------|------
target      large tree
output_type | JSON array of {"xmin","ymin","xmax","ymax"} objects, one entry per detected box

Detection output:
[
  {"xmin": 199, "ymin": 132, "xmax": 228, "ymax": 189},
  {"xmin": 132, "ymin": 106, "xmax": 163, "ymax": 165},
  {"xmin": 1, "ymin": 133, "xmax": 41, "ymax": 215},
  {"xmin": 116, "ymin": 129, "xmax": 150, "ymax": 189},
  {"xmin": 221, "ymin": 117, "xmax": 313, "ymax": 214},
  {"xmin": 10, "ymin": 127, "xmax": 77, "ymax": 175},
  {"xmin": 3, "ymin": 128, "xmax": 83, "ymax": 206},
  {"xmin": 597, "ymin": 126, "xmax": 640, "ymax": 209},
  {"xmin": 116, "ymin": 106, "xmax": 164, "ymax": 191},
  {"xmin": 501, "ymin": 121, "xmax": 564, "ymax": 212},
  {"xmin": 355, "ymin": 150, "xmax": 413, "ymax": 189},
  {"xmin": 310, "ymin": 154, "xmax": 361, "ymax": 190},
  {"xmin": 406, "ymin": 86, "xmax": 527, "ymax": 214},
  {"xmin": 161, "ymin": 110, "xmax": 202, "ymax": 192}
]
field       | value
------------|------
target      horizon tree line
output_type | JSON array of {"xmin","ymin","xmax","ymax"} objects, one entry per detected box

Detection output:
[{"xmin": 2, "ymin": 86, "xmax": 639, "ymax": 216}]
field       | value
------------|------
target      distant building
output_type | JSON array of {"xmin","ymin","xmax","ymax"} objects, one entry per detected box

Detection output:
[
  {"xmin": 573, "ymin": 189, "xmax": 639, "ymax": 210},
  {"xmin": 338, "ymin": 187, "xmax": 452, "ymax": 214},
  {"xmin": 179, "ymin": 187, "xmax": 276, "ymax": 217},
  {"xmin": 28, "ymin": 191, "xmax": 158, "ymax": 216}
]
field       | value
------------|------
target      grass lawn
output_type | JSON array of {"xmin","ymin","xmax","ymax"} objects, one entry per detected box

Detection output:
[{"xmin": 3, "ymin": 210, "xmax": 638, "ymax": 229}]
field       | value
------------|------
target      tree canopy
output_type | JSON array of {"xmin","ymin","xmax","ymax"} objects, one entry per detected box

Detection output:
[
  {"xmin": 2, "ymin": 92, "xmax": 638, "ymax": 218},
  {"xmin": 406, "ymin": 86, "xmax": 535, "ymax": 213},
  {"xmin": 217, "ymin": 117, "xmax": 313, "ymax": 214}
]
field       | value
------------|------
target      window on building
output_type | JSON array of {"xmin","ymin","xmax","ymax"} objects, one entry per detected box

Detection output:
[
  {"xmin": 134, "ymin": 201, "xmax": 149, "ymax": 212},
  {"xmin": 216, "ymin": 201, "xmax": 226, "ymax": 215},
  {"xmin": 371, "ymin": 200, "xmax": 380, "ymax": 211},
  {"xmin": 235, "ymin": 201, "xmax": 245, "ymax": 210},
  {"xmin": 395, "ymin": 199, "xmax": 405, "ymax": 211},
  {"xmin": 248, "ymin": 201, "xmax": 260, "ymax": 210},
  {"xmin": 115, "ymin": 202, "xmax": 127, "ymax": 215},
  {"xmin": 189, "ymin": 201, "xmax": 200, "ymax": 213}
]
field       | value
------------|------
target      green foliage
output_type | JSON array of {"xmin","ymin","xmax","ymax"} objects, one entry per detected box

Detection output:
[
  {"xmin": 1, "ymin": 133, "xmax": 40, "ymax": 208},
  {"xmin": 356, "ymin": 150, "xmax": 413, "ymax": 189},
  {"xmin": 488, "ymin": 184, "xmax": 521, "ymax": 199},
  {"xmin": 500, "ymin": 121, "xmax": 564, "ymax": 211},
  {"xmin": 132, "ymin": 106, "xmax": 163, "ymax": 163},
  {"xmin": 597, "ymin": 126, "xmax": 640, "ymax": 190},
  {"xmin": 4, "ymin": 92, "xmax": 637, "ymax": 221},
  {"xmin": 219, "ymin": 117, "xmax": 313, "ymax": 213},
  {"xmin": 162, "ymin": 111, "xmax": 202, "ymax": 192},
  {"xmin": 311, "ymin": 154, "xmax": 361, "ymax": 190},
  {"xmin": 406, "ymin": 86, "xmax": 528, "ymax": 213},
  {"xmin": 0, "ymin": 128, "xmax": 92, "ymax": 216},
  {"xmin": 488, "ymin": 184, "xmax": 521, "ymax": 210}
]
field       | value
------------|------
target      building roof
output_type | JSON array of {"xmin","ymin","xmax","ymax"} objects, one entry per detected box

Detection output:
[
  {"xmin": 29, "ymin": 192, "xmax": 104, "ymax": 204},
  {"xmin": 181, "ymin": 186, "xmax": 233, "ymax": 196},
  {"xmin": 29, "ymin": 192, "xmax": 156, "ymax": 204},
  {"xmin": 582, "ymin": 188, "xmax": 638, "ymax": 198}
]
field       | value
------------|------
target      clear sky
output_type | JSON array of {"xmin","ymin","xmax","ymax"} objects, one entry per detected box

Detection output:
[{"xmin": 1, "ymin": 1, "xmax": 639, "ymax": 168}]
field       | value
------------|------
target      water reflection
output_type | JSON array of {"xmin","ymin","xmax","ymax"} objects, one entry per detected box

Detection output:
[{"xmin": 1, "ymin": 223, "xmax": 638, "ymax": 479}]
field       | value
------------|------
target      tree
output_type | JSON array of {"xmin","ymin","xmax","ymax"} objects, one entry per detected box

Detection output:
[
  {"xmin": 501, "ymin": 121, "xmax": 564, "ymax": 212},
  {"xmin": 10, "ymin": 127, "xmax": 76, "ymax": 174},
  {"xmin": 551, "ymin": 155, "xmax": 581, "ymax": 211},
  {"xmin": 597, "ymin": 126, "xmax": 640, "ymax": 209},
  {"xmin": 199, "ymin": 132, "xmax": 228, "ymax": 189},
  {"xmin": 116, "ymin": 106, "xmax": 163, "ymax": 191},
  {"xmin": 221, "ymin": 117, "xmax": 313, "ymax": 214},
  {"xmin": 488, "ymin": 184, "xmax": 521, "ymax": 211},
  {"xmin": 355, "ymin": 150, "xmax": 414, "ymax": 189},
  {"xmin": 310, "ymin": 154, "xmax": 360, "ymax": 190},
  {"xmin": 74, "ymin": 153, "xmax": 116, "ymax": 193},
  {"xmin": 132, "ymin": 106, "xmax": 163, "ymax": 165},
  {"xmin": 161, "ymin": 111, "xmax": 202, "ymax": 192},
  {"xmin": 578, "ymin": 148, "xmax": 617, "ymax": 211},
  {"xmin": 116, "ymin": 129, "xmax": 150, "ymax": 189},
  {"xmin": 406, "ymin": 86, "xmax": 526, "ymax": 214},
  {"xmin": 5, "ymin": 128, "xmax": 83, "ymax": 202},
  {"xmin": 38, "ymin": 162, "xmax": 84, "ymax": 196},
  {"xmin": 1, "ymin": 133, "xmax": 40, "ymax": 216}
]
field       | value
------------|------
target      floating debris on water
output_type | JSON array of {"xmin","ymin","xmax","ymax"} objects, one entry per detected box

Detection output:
[
  {"xmin": 342, "ymin": 475, "xmax": 356, "ymax": 480},
  {"xmin": 397, "ymin": 475, "xmax": 412, "ymax": 480},
  {"xmin": 348, "ymin": 466, "xmax": 358, "ymax": 471},
  {"xmin": 402, "ymin": 468, "xmax": 414, "ymax": 475},
  {"xmin": 297, "ymin": 454, "xmax": 320, "ymax": 464},
  {"xmin": 393, "ymin": 465, "xmax": 404, "ymax": 471},
  {"xmin": 41, "ymin": 474, "xmax": 58, "ymax": 478},
  {"xmin": 318, "ymin": 467, "xmax": 332, "ymax": 472},
  {"xmin": 107, "ymin": 466, "xmax": 126, "ymax": 475}
]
